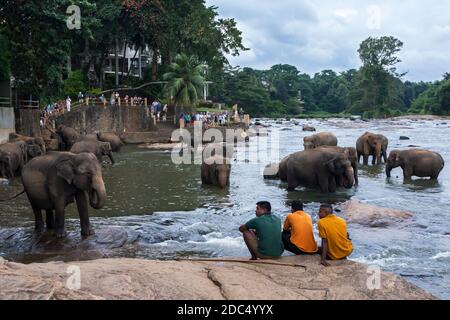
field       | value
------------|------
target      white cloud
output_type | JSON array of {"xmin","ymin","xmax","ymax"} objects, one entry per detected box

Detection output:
[{"xmin": 206, "ymin": 0, "xmax": 450, "ymax": 81}]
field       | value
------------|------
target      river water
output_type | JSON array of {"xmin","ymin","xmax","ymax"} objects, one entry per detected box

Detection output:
[{"xmin": 0, "ymin": 118, "xmax": 449, "ymax": 299}]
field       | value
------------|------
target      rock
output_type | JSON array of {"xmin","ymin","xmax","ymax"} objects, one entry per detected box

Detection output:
[
  {"xmin": 303, "ymin": 125, "xmax": 316, "ymax": 132},
  {"xmin": 408, "ymin": 145, "xmax": 420, "ymax": 148},
  {"xmin": 0, "ymin": 227, "xmax": 140, "ymax": 263},
  {"xmin": 399, "ymin": 136, "xmax": 410, "ymax": 140},
  {"xmin": 137, "ymin": 143, "xmax": 183, "ymax": 150},
  {"xmin": 263, "ymin": 163, "xmax": 280, "ymax": 179},
  {"xmin": 338, "ymin": 200, "xmax": 413, "ymax": 228},
  {"xmin": 292, "ymin": 121, "xmax": 300, "ymax": 126},
  {"xmin": 280, "ymin": 128, "xmax": 292, "ymax": 131},
  {"xmin": 0, "ymin": 255, "xmax": 436, "ymax": 300}
]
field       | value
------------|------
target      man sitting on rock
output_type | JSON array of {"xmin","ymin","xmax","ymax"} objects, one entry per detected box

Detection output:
[
  {"xmin": 239, "ymin": 201, "xmax": 284, "ymax": 260},
  {"xmin": 317, "ymin": 204, "xmax": 353, "ymax": 267},
  {"xmin": 282, "ymin": 201, "xmax": 318, "ymax": 255}
]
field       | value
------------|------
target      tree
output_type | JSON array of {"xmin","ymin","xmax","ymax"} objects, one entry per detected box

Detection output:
[
  {"xmin": 163, "ymin": 53, "xmax": 204, "ymax": 115},
  {"xmin": 348, "ymin": 36, "xmax": 406, "ymax": 116}
]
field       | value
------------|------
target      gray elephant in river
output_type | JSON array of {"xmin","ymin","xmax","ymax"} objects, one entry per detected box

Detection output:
[
  {"xmin": 97, "ymin": 132, "xmax": 123, "ymax": 152},
  {"xmin": 356, "ymin": 132, "xmax": 389, "ymax": 165},
  {"xmin": 56, "ymin": 125, "xmax": 80, "ymax": 151},
  {"xmin": 9, "ymin": 133, "xmax": 46, "ymax": 155},
  {"xmin": 0, "ymin": 141, "xmax": 30, "ymax": 178},
  {"xmin": 22, "ymin": 152, "xmax": 107, "ymax": 237},
  {"xmin": 201, "ymin": 155, "xmax": 231, "ymax": 189},
  {"xmin": 317, "ymin": 146, "xmax": 359, "ymax": 185},
  {"xmin": 70, "ymin": 140, "xmax": 115, "ymax": 164},
  {"xmin": 386, "ymin": 149, "xmax": 445, "ymax": 180},
  {"xmin": 285, "ymin": 149, "xmax": 355, "ymax": 193},
  {"xmin": 303, "ymin": 132, "xmax": 338, "ymax": 150}
]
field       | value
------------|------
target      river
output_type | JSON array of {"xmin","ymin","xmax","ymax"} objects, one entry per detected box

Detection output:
[{"xmin": 0, "ymin": 118, "xmax": 449, "ymax": 299}]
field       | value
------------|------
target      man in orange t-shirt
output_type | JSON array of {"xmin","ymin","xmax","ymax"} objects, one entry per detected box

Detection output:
[{"xmin": 282, "ymin": 201, "xmax": 318, "ymax": 255}]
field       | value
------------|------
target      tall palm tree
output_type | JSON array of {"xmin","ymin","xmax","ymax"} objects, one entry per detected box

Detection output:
[{"xmin": 163, "ymin": 53, "xmax": 204, "ymax": 118}]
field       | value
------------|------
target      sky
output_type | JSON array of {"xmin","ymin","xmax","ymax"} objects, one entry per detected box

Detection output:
[{"xmin": 205, "ymin": 0, "xmax": 450, "ymax": 82}]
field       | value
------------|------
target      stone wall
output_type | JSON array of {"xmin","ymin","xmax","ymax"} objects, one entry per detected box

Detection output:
[
  {"xmin": 0, "ymin": 107, "xmax": 15, "ymax": 143},
  {"xmin": 54, "ymin": 105, "xmax": 154, "ymax": 134},
  {"xmin": 17, "ymin": 109, "xmax": 41, "ymax": 137}
]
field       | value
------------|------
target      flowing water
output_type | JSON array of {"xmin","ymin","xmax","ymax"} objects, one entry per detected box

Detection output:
[{"xmin": 0, "ymin": 118, "xmax": 449, "ymax": 299}]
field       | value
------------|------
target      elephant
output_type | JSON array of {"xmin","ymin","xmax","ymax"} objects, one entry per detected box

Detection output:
[
  {"xmin": 0, "ymin": 141, "xmax": 27, "ymax": 179},
  {"xmin": 284, "ymin": 149, "xmax": 355, "ymax": 193},
  {"xmin": 97, "ymin": 132, "xmax": 123, "ymax": 152},
  {"xmin": 201, "ymin": 155, "xmax": 231, "ymax": 189},
  {"xmin": 9, "ymin": 133, "xmax": 46, "ymax": 154},
  {"xmin": 356, "ymin": 132, "xmax": 389, "ymax": 165},
  {"xmin": 56, "ymin": 125, "xmax": 80, "ymax": 151},
  {"xmin": 386, "ymin": 149, "xmax": 445, "ymax": 180},
  {"xmin": 21, "ymin": 152, "xmax": 107, "ymax": 237},
  {"xmin": 303, "ymin": 132, "xmax": 338, "ymax": 150},
  {"xmin": 317, "ymin": 146, "xmax": 359, "ymax": 185},
  {"xmin": 70, "ymin": 140, "xmax": 115, "ymax": 164},
  {"xmin": 263, "ymin": 163, "xmax": 280, "ymax": 180}
]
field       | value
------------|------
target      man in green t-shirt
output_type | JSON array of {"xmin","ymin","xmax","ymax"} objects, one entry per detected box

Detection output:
[{"xmin": 239, "ymin": 201, "xmax": 284, "ymax": 260}]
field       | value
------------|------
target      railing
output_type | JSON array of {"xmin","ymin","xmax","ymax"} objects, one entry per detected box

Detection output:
[
  {"xmin": 0, "ymin": 97, "xmax": 11, "ymax": 108},
  {"xmin": 19, "ymin": 100, "xmax": 40, "ymax": 109}
]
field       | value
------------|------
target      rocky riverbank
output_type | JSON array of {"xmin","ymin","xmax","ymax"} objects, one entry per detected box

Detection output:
[{"xmin": 0, "ymin": 255, "xmax": 436, "ymax": 300}]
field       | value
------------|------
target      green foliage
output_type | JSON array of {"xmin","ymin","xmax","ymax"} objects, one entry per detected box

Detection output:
[
  {"xmin": 410, "ymin": 78, "xmax": 450, "ymax": 115},
  {"xmin": 0, "ymin": 30, "xmax": 10, "ymax": 81},
  {"xmin": 163, "ymin": 53, "xmax": 204, "ymax": 111},
  {"xmin": 64, "ymin": 71, "xmax": 88, "ymax": 98}
]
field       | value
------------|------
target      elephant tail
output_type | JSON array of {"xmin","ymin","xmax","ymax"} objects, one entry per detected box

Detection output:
[{"xmin": 0, "ymin": 189, "xmax": 25, "ymax": 202}]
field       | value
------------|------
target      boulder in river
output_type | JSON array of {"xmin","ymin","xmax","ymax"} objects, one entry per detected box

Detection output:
[
  {"xmin": 399, "ymin": 136, "xmax": 410, "ymax": 140},
  {"xmin": 303, "ymin": 125, "xmax": 316, "ymax": 132},
  {"xmin": 0, "ymin": 255, "xmax": 436, "ymax": 300},
  {"xmin": 338, "ymin": 200, "xmax": 413, "ymax": 228},
  {"xmin": 263, "ymin": 163, "xmax": 280, "ymax": 179}
]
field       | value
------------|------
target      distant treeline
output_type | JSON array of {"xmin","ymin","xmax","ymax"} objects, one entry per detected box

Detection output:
[{"xmin": 208, "ymin": 37, "xmax": 450, "ymax": 118}]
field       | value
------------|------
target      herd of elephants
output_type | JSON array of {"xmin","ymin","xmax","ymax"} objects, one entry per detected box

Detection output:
[{"xmin": 0, "ymin": 123, "xmax": 446, "ymax": 239}]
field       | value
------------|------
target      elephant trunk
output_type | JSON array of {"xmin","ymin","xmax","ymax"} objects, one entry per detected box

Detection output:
[
  {"xmin": 343, "ymin": 167, "xmax": 355, "ymax": 189},
  {"xmin": 108, "ymin": 153, "xmax": 115, "ymax": 165},
  {"xmin": 217, "ymin": 169, "xmax": 229, "ymax": 189},
  {"xmin": 386, "ymin": 163, "xmax": 392, "ymax": 178},
  {"xmin": 89, "ymin": 174, "xmax": 107, "ymax": 209}
]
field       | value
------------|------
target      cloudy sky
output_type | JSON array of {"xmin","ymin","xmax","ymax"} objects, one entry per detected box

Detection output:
[{"xmin": 205, "ymin": 0, "xmax": 450, "ymax": 82}]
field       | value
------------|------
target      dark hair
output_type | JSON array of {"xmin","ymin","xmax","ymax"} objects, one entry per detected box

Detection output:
[
  {"xmin": 257, "ymin": 201, "xmax": 272, "ymax": 213},
  {"xmin": 320, "ymin": 203, "xmax": 333, "ymax": 212},
  {"xmin": 291, "ymin": 201, "xmax": 304, "ymax": 212}
]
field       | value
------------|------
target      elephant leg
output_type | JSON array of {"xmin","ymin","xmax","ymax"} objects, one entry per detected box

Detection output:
[
  {"xmin": 45, "ymin": 210, "xmax": 55, "ymax": 230},
  {"xmin": 363, "ymin": 155, "xmax": 369, "ymax": 165},
  {"xmin": 382, "ymin": 150, "xmax": 388, "ymax": 163},
  {"xmin": 54, "ymin": 201, "xmax": 67, "ymax": 238},
  {"xmin": 33, "ymin": 207, "xmax": 44, "ymax": 233},
  {"xmin": 287, "ymin": 176, "xmax": 298, "ymax": 191},
  {"xmin": 403, "ymin": 167, "xmax": 413, "ymax": 181},
  {"xmin": 75, "ymin": 191, "xmax": 94, "ymax": 237},
  {"xmin": 317, "ymin": 174, "xmax": 329, "ymax": 193},
  {"xmin": 328, "ymin": 176, "xmax": 337, "ymax": 193}
]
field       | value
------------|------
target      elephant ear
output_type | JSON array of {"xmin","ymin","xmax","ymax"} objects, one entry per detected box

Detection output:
[{"xmin": 56, "ymin": 159, "xmax": 75, "ymax": 184}]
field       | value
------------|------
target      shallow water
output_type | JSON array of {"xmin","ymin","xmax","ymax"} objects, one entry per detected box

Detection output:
[{"xmin": 1, "ymin": 118, "xmax": 449, "ymax": 299}]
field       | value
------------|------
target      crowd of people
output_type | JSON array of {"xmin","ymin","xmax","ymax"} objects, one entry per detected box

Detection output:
[
  {"xmin": 240, "ymin": 201, "xmax": 353, "ymax": 265},
  {"xmin": 179, "ymin": 107, "xmax": 245, "ymax": 128}
]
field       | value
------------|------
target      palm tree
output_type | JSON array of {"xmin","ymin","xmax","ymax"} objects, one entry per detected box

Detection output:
[{"xmin": 163, "ymin": 53, "xmax": 205, "ymax": 119}]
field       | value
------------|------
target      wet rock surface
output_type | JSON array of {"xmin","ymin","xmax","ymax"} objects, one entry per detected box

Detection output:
[
  {"xmin": 0, "ymin": 255, "xmax": 436, "ymax": 300},
  {"xmin": 338, "ymin": 200, "xmax": 414, "ymax": 228},
  {"xmin": 0, "ymin": 227, "xmax": 140, "ymax": 263}
]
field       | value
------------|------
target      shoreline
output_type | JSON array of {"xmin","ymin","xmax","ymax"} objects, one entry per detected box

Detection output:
[{"xmin": 0, "ymin": 255, "xmax": 437, "ymax": 300}]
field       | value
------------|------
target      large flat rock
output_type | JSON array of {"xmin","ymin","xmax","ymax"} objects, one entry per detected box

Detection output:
[
  {"xmin": 338, "ymin": 200, "xmax": 413, "ymax": 228},
  {"xmin": 0, "ymin": 255, "xmax": 436, "ymax": 300}
]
